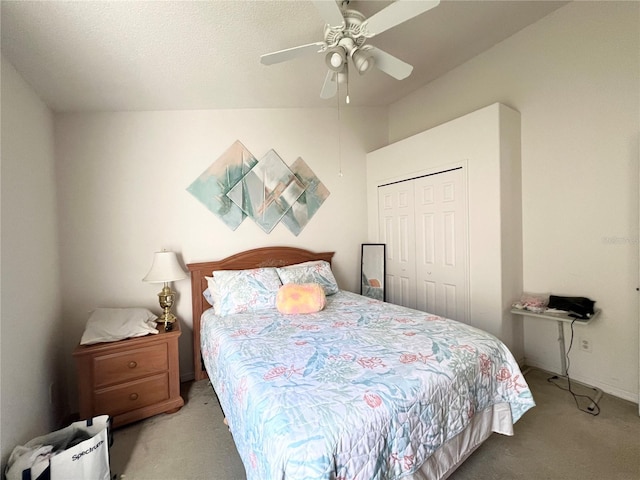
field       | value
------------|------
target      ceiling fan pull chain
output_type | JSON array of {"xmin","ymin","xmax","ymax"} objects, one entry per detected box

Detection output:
[
  {"xmin": 336, "ymin": 81, "xmax": 343, "ymax": 177},
  {"xmin": 346, "ymin": 65, "xmax": 350, "ymax": 104}
]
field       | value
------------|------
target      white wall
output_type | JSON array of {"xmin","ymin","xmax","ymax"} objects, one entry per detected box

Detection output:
[
  {"xmin": 1, "ymin": 56, "xmax": 65, "ymax": 466},
  {"xmin": 54, "ymin": 107, "xmax": 387, "ymax": 403},
  {"xmin": 387, "ymin": 1, "xmax": 639, "ymax": 402}
]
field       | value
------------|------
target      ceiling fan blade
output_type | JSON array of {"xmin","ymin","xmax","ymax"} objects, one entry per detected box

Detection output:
[
  {"xmin": 364, "ymin": 0, "xmax": 440, "ymax": 37},
  {"xmin": 312, "ymin": 0, "xmax": 345, "ymax": 27},
  {"xmin": 320, "ymin": 70, "xmax": 338, "ymax": 99},
  {"xmin": 369, "ymin": 46, "xmax": 413, "ymax": 80},
  {"xmin": 260, "ymin": 42, "xmax": 326, "ymax": 65}
]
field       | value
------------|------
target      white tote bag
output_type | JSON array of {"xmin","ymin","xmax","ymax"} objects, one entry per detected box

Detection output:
[{"xmin": 5, "ymin": 415, "xmax": 111, "ymax": 480}]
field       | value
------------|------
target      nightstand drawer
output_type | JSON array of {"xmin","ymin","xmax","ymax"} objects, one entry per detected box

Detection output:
[
  {"xmin": 94, "ymin": 343, "xmax": 168, "ymax": 388},
  {"xmin": 94, "ymin": 373, "xmax": 169, "ymax": 416}
]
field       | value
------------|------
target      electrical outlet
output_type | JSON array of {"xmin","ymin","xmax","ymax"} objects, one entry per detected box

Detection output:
[{"xmin": 579, "ymin": 337, "xmax": 592, "ymax": 353}]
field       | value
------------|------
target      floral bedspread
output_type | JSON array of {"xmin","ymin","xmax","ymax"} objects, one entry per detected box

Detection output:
[{"xmin": 201, "ymin": 291, "xmax": 535, "ymax": 480}]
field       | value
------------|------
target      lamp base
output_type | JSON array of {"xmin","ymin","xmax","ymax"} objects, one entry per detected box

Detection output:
[
  {"xmin": 158, "ymin": 311, "xmax": 177, "ymax": 331},
  {"xmin": 158, "ymin": 285, "xmax": 177, "ymax": 331}
]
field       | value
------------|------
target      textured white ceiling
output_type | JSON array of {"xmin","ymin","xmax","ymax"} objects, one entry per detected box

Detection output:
[{"xmin": 1, "ymin": 0, "xmax": 567, "ymax": 112}]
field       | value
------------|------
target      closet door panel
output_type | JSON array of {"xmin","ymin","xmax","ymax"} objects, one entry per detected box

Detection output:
[
  {"xmin": 414, "ymin": 169, "xmax": 468, "ymax": 322},
  {"xmin": 417, "ymin": 279, "xmax": 437, "ymax": 313},
  {"xmin": 378, "ymin": 183, "xmax": 416, "ymax": 309}
]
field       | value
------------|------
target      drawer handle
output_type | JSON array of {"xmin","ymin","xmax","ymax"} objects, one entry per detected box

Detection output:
[
  {"xmin": 128, "ymin": 361, "xmax": 137, "ymax": 369},
  {"xmin": 129, "ymin": 393, "xmax": 139, "ymax": 401}
]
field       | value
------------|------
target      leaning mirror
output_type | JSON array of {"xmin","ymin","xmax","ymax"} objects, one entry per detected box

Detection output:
[{"xmin": 361, "ymin": 243, "xmax": 386, "ymax": 301}]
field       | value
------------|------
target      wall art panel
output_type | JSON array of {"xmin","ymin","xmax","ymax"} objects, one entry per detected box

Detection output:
[
  {"xmin": 281, "ymin": 157, "xmax": 330, "ymax": 236},
  {"xmin": 187, "ymin": 140, "xmax": 257, "ymax": 230},
  {"xmin": 187, "ymin": 141, "xmax": 329, "ymax": 234}
]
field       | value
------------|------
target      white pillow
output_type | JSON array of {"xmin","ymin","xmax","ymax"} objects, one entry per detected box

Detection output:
[
  {"xmin": 208, "ymin": 268, "xmax": 282, "ymax": 316},
  {"xmin": 276, "ymin": 260, "xmax": 339, "ymax": 295},
  {"xmin": 203, "ymin": 279, "xmax": 215, "ymax": 307},
  {"xmin": 80, "ymin": 308, "xmax": 158, "ymax": 345}
]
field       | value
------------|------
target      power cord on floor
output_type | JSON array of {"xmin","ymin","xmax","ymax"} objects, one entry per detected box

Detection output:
[{"xmin": 547, "ymin": 318, "xmax": 601, "ymax": 416}]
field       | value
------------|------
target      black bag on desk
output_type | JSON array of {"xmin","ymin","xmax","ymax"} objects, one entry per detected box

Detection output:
[{"xmin": 548, "ymin": 295, "xmax": 595, "ymax": 319}]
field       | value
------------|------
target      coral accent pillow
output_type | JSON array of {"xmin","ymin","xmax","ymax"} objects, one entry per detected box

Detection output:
[{"xmin": 276, "ymin": 283, "xmax": 326, "ymax": 315}]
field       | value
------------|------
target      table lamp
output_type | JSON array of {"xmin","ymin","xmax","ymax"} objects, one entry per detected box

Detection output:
[{"xmin": 143, "ymin": 250, "xmax": 187, "ymax": 331}]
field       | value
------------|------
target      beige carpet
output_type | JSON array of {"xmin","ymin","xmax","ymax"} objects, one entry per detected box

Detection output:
[{"xmin": 110, "ymin": 368, "xmax": 639, "ymax": 479}]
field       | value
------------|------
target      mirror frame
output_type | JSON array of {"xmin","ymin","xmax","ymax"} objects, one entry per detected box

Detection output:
[{"xmin": 360, "ymin": 243, "xmax": 386, "ymax": 302}]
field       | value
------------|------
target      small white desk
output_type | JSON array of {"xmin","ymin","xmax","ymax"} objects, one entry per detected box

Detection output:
[{"xmin": 511, "ymin": 307, "xmax": 602, "ymax": 411}]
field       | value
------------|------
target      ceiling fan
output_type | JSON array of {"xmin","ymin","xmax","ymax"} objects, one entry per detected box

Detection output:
[{"xmin": 260, "ymin": 0, "xmax": 440, "ymax": 103}]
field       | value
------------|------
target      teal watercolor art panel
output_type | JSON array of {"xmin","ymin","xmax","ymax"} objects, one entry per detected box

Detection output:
[
  {"xmin": 186, "ymin": 140, "xmax": 257, "ymax": 230},
  {"xmin": 281, "ymin": 157, "xmax": 330, "ymax": 236},
  {"xmin": 227, "ymin": 150, "xmax": 306, "ymax": 233}
]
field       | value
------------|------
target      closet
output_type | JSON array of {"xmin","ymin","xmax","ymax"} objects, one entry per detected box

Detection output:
[
  {"xmin": 378, "ymin": 167, "xmax": 468, "ymax": 323},
  {"xmin": 366, "ymin": 103, "xmax": 524, "ymax": 359}
]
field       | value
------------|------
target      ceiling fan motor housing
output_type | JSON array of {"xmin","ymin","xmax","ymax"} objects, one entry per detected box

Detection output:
[{"xmin": 324, "ymin": 9, "xmax": 367, "ymax": 49}]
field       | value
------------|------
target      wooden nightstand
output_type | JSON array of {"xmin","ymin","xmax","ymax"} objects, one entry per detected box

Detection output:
[{"xmin": 73, "ymin": 322, "xmax": 184, "ymax": 428}]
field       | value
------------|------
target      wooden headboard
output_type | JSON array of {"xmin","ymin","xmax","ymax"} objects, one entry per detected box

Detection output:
[{"xmin": 187, "ymin": 246, "xmax": 335, "ymax": 381}]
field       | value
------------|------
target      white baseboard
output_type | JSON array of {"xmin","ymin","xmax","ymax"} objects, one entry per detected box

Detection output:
[{"xmin": 524, "ymin": 361, "xmax": 638, "ymax": 404}]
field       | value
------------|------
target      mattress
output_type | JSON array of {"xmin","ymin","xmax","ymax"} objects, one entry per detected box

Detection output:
[{"xmin": 201, "ymin": 291, "xmax": 535, "ymax": 480}]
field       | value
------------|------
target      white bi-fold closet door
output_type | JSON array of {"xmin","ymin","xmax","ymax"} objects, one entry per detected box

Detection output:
[{"xmin": 378, "ymin": 167, "xmax": 469, "ymax": 323}]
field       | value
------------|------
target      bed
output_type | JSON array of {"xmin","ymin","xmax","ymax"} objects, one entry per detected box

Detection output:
[{"xmin": 188, "ymin": 247, "xmax": 535, "ymax": 480}]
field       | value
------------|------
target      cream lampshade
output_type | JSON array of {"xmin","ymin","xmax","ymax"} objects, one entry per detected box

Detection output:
[{"xmin": 143, "ymin": 250, "xmax": 187, "ymax": 331}]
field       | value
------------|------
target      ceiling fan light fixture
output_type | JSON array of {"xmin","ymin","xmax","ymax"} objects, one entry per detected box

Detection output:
[
  {"xmin": 351, "ymin": 47, "xmax": 375, "ymax": 75},
  {"xmin": 325, "ymin": 47, "xmax": 347, "ymax": 72}
]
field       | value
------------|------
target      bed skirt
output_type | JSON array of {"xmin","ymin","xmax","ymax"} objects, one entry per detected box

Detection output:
[{"xmin": 410, "ymin": 402, "xmax": 513, "ymax": 480}]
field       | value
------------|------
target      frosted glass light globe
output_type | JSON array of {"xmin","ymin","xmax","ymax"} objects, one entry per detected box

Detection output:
[{"xmin": 330, "ymin": 52, "xmax": 343, "ymax": 68}]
